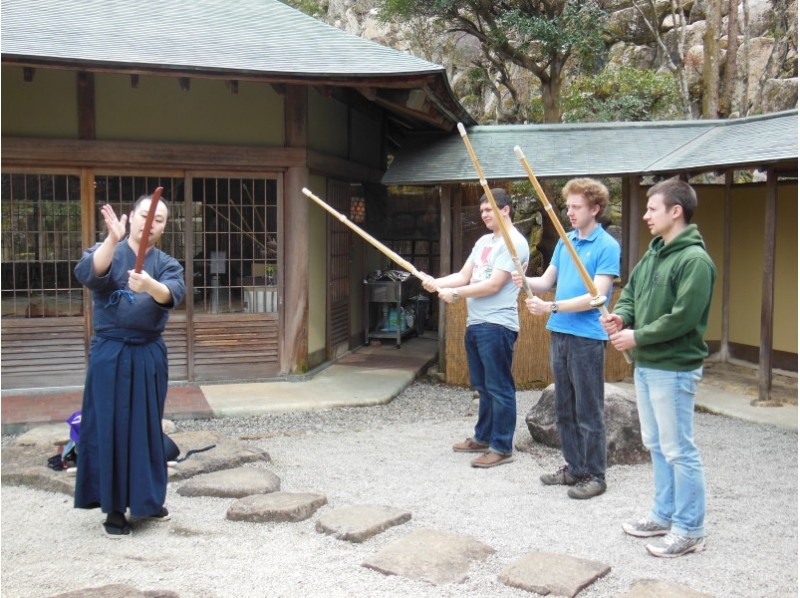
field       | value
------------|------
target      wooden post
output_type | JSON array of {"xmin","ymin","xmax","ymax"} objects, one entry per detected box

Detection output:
[
  {"xmin": 283, "ymin": 85, "xmax": 310, "ymax": 374},
  {"xmin": 626, "ymin": 176, "xmax": 641, "ymax": 279},
  {"xmin": 757, "ymin": 168, "xmax": 777, "ymax": 403},
  {"xmin": 438, "ymin": 184, "xmax": 453, "ymax": 374},
  {"xmin": 719, "ymin": 171, "xmax": 732, "ymax": 363}
]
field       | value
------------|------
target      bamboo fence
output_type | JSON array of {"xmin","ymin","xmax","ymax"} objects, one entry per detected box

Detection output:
[{"xmin": 444, "ymin": 289, "xmax": 632, "ymax": 387}]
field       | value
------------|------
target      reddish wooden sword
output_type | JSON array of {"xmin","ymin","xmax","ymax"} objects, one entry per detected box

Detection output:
[{"xmin": 134, "ymin": 186, "xmax": 164, "ymax": 273}]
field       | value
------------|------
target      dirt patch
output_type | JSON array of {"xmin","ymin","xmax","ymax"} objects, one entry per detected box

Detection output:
[{"xmin": 701, "ymin": 361, "xmax": 797, "ymax": 405}]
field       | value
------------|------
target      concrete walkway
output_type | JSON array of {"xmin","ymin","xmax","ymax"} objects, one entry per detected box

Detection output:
[{"xmin": 1, "ymin": 333, "xmax": 796, "ymax": 434}]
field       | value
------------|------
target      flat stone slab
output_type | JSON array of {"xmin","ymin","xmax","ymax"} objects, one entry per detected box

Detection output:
[
  {"xmin": 619, "ymin": 579, "xmax": 715, "ymax": 598},
  {"xmin": 47, "ymin": 584, "xmax": 179, "ymax": 598},
  {"xmin": 226, "ymin": 491, "xmax": 327, "ymax": 523},
  {"xmin": 362, "ymin": 527, "xmax": 495, "ymax": 586},
  {"xmin": 498, "ymin": 551, "xmax": 611, "ymax": 597},
  {"xmin": 14, "ymin": 423, "xmax": 70, "ymax": 449},
  {"xmin": 316, "ymin": 504, "xmax": 411, "ymax": 542},
  {"xmin": 176, "ymin": 466, "xmax": 281, "ymax": 498},
  {"xmin": 166, "ymin": 431, "xmax": 271, "ymax": 480},
  {"xmin": 1, "ymin": 430, "xmax": 270, "ymax": 495}
]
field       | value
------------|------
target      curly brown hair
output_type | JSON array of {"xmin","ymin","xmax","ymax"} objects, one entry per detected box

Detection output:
[{"xmin": 561, "ymin": 178, "xmax": 609, "ymax": 220}]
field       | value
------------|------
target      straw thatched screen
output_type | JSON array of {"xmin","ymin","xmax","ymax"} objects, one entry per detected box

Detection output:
[{"xmin": 444, "ymin": 290, "xmax": 632, "ymax": 387}]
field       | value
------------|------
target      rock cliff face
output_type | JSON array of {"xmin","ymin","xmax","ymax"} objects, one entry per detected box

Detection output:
[{"xmin": 315, "ymin": 0, "xmax": 797, "ymax": 121}]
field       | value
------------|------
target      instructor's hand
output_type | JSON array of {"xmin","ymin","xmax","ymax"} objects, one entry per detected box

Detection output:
[{"xmin": 101, "ymin": 204, "xmax": 127, "ymax": 243}]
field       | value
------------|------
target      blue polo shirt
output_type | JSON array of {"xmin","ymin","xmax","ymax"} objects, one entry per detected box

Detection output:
[{"xmin": 547, "ymin": 225, "xmax": 620, "ymax": 341}]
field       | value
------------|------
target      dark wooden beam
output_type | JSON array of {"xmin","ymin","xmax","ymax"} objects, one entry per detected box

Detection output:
[
  {"xmin": 719, "ymin": 170, "xmax": 733, "ymax": 362},
  {"xmin": 757, "ymin": 168, "xmax": 777, "ymax": 403},
  {"xmin": 77, "ymin": 72, "xmax": 95, "ymax": 140}
]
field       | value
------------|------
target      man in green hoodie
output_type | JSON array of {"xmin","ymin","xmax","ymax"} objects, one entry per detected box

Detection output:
[{"xmin": 601, "ymin": 178, "xmax": 716, "ymax": 558}]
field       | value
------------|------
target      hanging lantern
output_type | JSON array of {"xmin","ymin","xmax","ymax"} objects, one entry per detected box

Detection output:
[{"xmin": 350, "ymin": 196, "xmax": 366, "ymax": 223}]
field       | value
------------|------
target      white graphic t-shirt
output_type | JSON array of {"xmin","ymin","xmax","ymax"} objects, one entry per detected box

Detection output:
[{"xmin": 465, "ymin": 228, "xmax": 529, "ymax": 331}]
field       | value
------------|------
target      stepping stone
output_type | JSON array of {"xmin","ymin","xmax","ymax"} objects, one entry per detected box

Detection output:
[
  {"xmin": 15, "ymin": 424, "xmax": 69, "ymax": 448},
  {"xmin": 167, "ymin": 431, "xmax": 271, "ymax": 480},
  {"xmin": 498, "ymin": 551, "xmax": 610, "ymax": 598},
  {"xmin": 620, "ymin": 579, "xmax": 715, "ymax": 598},
  {"xmin": 226, "ymin": 492, "xmax": 327, "ymax": 523},
  {"xmin": 47, "ymin": 584, "xmax": 179, "ymax": 597},
  {"xmin": 362, "ymin": 527, "xmax": 495, "ymax": 585},
  {"xmin": 316, "ymin": 504, "xmax": 411, "ymax": 542},
  {"xmin": 177, "ymin": 466, "xmax": 280, "ymax": 498},
  {"xmin": 1, "ymin": 430, "xmax": 271, "ymax": 496}
]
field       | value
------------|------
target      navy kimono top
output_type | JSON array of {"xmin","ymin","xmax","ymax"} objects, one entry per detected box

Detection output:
[{"xmin": 75, "ymin": 240, "xmax": 185, "ymax": 335}]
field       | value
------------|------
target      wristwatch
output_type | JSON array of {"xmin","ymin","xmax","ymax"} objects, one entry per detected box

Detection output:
[
  {"xmin": 451, "ymin": 289, "xmax": 460, "ymax": 301},
  {"xmin": 550, "ymin": 301, "xmax": 559, "ymax": 313}
]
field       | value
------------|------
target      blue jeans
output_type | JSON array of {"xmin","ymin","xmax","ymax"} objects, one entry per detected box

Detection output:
[
  {"xmin": 550, "ymin": 332, "xmax": 607, "ymax": 479},
  {"xmin": 634, "ymin": 366, "xmax": 705, "ymax": 538},
  {"xmin": 465, "ymin": 323, "xmax": 518, "ymax": 455}
]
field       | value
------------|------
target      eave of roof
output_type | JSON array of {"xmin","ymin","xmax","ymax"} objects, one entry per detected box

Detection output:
[
  {"xmin": 1, "ymin": 0, "xmax": 475, "ymax": 130},
  {"xmin": 382, "ymin": 110, "xmax": 799, "ymax": 185}
]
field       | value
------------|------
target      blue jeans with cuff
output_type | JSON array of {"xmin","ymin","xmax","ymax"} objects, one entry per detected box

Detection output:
[{"xmin": 465, "ymin": 323, "xmax": 518, "ymax": 455}]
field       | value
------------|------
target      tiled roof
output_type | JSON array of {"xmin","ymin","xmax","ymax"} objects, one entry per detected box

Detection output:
[
  {"xmin": 382, "ymin": 110, "xmax": 798, "ymax": 184},
  {"xmin": 1, "ymin": 0, "xmax": 444, "ymax": 78}
]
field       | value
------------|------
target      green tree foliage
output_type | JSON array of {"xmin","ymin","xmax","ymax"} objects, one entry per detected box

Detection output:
[
  {"xmin": 279, "ymin": 0, "xmax": 324, "ymax": 17},
  {"xmin": 561, "ymin": 67, "xmax": 681, "ymax": 122},
  {"xmin": 378, "ymin": 0, "xmax": 608, "ymax": 123}
]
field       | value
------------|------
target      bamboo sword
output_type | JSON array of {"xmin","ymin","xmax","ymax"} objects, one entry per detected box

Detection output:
[
  {"xmin": 457, "ymin": 123, "xmax": 534, "ymax": 299},
  {"xmin": 514, "ymin": 146, "xmax": 632, "ymax": 364}
]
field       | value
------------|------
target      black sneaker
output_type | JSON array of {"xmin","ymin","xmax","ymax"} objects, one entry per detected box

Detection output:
[
  {"xmin": 567, "ymin": 476, "xmax": 607, "ymax": 499},
  {"xmin": 540, "ymin": 465, "xmax": 579, "ymax": 486}
]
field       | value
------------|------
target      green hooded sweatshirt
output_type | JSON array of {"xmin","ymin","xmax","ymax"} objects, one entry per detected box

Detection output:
[{"xmin": 614, "ymin": 224, "xmax": 716, "ymax": 371}]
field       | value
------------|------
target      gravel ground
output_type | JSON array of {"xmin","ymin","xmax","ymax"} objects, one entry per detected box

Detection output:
[{"xmin": 1, "ymin": 381, "xmax": 797, "ymax": 598}]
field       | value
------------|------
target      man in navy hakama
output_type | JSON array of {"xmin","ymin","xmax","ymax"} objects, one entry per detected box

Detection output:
[{"xmin": 74, "ymin": 195, "xmax": 185, "ymax": 537}]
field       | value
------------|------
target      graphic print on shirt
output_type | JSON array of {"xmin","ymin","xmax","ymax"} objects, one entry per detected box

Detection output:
[{"xmin": 473, "ymin": 243, "xmax": 496, "ymax": 282}]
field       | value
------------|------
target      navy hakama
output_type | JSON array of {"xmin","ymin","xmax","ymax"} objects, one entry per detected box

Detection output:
[{"xmin": 73, "ymin": 240, "xmax": 184, "ymax": 517}]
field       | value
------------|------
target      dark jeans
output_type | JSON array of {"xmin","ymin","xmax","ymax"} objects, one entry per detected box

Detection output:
[
  {"xmin": 550, "ymin": 331, "xmax": 607, "ymax": 479},
  {"xmin": 465, "ymin": 323, "xmax": 518, "ymax": 455}
]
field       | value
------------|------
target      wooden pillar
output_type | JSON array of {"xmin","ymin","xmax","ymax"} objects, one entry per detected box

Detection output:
[
  {"xmin": 622, "ymin": 176, "xmax": 641, "ymax": 281},
  {"xmin": 719, "ymin": 171, "xmax": 733, "ymax": 362},
  {"xmin": 438, "ymin": 185, "xmax": 453, "ymax": 372},
  {"xmin": 621, "ymin": 177, "xmax": 630, "ymax": 283},
  {"xmin": 282, "ymin": 85, "xmax": 310, "ymax": 374},
  {"xmin": 183, "ymin": 173, "xmax": 196, "ymax": 381},
  {"xmin": 757, "ymin": 168, "xmax": 777, "ymax": 403},
  {"xmin": 80, "ymin": 168, "xmax": 95, "ymax": 352},
  {"xmin": 625, "ymin": 176, "xmax": 642, "ymax": 273}
]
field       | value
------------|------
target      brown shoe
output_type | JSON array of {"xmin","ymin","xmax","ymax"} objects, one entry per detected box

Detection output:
[
  {"xmin": 471, "ymin": 452, "xmax": 514, "ymax": 468},
  {"xmin": 452, "ymin": 438, "xmax": 489, "ymax": 453}
]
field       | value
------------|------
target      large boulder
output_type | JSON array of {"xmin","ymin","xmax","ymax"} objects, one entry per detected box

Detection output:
[{"xmin": 525, "ymin": 383, "xmax": 649, "ymax": 466}]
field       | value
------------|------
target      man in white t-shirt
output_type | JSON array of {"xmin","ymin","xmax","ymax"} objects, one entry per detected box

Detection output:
[{"xmin": 420, "ymin": 188, "xmax": 529, "ymax": 468}]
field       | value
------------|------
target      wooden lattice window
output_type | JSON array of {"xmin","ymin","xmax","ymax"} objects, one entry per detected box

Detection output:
[{"xmin": 1, "ymin": 173, "xmax": 83, "ymax": 318}]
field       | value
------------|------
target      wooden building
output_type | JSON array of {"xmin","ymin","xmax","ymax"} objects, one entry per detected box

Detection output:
[
  {"xmin": 383, "ymin": 112, "xmax": 798, "ymax": 401},
  {"xmin": 1, "ymin": 0, "xmax": 472, "ymax": 390}
]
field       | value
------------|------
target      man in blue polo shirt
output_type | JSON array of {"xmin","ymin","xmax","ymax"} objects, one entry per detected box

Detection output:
[{"xmin": 513, "ymin": 178, "xmax": 620, "ymax": 499}]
